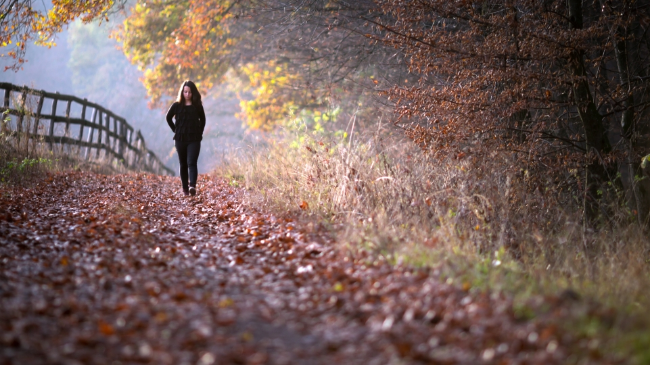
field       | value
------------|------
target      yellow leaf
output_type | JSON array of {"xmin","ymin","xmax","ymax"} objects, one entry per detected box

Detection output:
[
  {"xmin": 219, "ymin": 297, "xmax": 234, "ymax": 308},
  {"xmin": 241, "ymin": 331, "xmax": 253, "ymax": 342},
  {"xmin": 333, "ymin": 282, "xmax": 344, "ymax": 292}
]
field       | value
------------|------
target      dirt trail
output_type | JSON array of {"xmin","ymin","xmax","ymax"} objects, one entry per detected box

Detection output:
[{"xmin": 0, "ymin": 172, "xmax": 606, "ymax": 364}]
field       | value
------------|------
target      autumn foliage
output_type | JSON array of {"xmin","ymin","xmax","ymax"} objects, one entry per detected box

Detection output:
[
  {"xmin": 114, "ymin": 0, "xmax": 244, "ymax": 107},
  {"xmin": 1, "ymin": 0, "xmax": 123, "ymax": 71},
  {"xmin": 370, "ymin": 0, "xmax": 650, "ymax": 224}
]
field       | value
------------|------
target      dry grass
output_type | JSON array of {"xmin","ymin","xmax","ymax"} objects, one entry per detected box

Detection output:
[{"xmin": 215, "ymin": 126, "xmax": 650, "ymax": 362}]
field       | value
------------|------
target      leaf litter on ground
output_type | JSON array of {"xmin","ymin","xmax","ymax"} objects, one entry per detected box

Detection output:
[{"xmin": 0, "ymin": 171, "xmax": 621, "ymax": 364}]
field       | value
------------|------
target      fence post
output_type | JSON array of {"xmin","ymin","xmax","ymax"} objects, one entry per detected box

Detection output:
[
  {"xmin": 119, "ymin": 119, "xmax": 126, "ymax": 163},
  {"xmin": 112, "ymin": 116, "xmax": 118, "ymax": 163},
  {"xmin": 105, "ymin": 114, "xmax": 111, "ymax": 161},
  {"xmin": 132, "ymin": 131, "xmax": 138, "ymax": 167},
  {"xmin": 64, "ymin": 99, "xmax": 72, "ymax": 153},
  {"xmin": 143, "ymin": 140, "xmax": 149, "ymax": 172},
  {"xmin": 16, "ymin": 88, "xmax": 26, "ymax": 146},
  {"xmin": 0, "ymin": 87, "xmax": 6, "ymax": 135},
  {"xmin": 125, "ymin": 125, "xmax": 132, "ymax": 166},
  {"xmin": 86, "ymin": 108, "xmax": 97, "ymax": 160},
  {"xmin": 32, "ymin": 93, "xmax": 44, "ymax": 151},
  {"xmin": 96, "ymin": 111, "xmax": 103, "ymax": 158},
  {"xmin": 33, "ymin": 94, "xmax": 44, "ymax": 136},
  {"xmin": 64, "ymin": 99, "xmax": 71, "ymax": 136},
  {"xmin": 78, "ymin": 101, "xmax": 87, "ymax": 156},
  {"xmin": 3, "ymin": 88, "xmax": 9, "ymax": 108},
  {"xmin": 49, "ymin": 93, "xmax": 59, "ymax": 150},
  {"xmin": 136, "ymin": 130, "xmax": 145, "ymax": 169}
]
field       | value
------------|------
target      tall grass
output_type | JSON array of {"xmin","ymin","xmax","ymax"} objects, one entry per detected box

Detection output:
[{"xmin": 215, "ymin": 125, "xmax": 650, "ymax": 360}]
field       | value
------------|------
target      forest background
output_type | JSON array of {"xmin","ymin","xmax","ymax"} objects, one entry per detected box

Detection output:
[{"xmin": 3, "ymin": 0, "xmax": 650, "ymax": 360}]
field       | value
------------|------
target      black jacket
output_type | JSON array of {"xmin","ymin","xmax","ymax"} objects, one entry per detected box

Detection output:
[{"xmin": 166, "ymin": 102, "xmax": 206, "ymax": 141}]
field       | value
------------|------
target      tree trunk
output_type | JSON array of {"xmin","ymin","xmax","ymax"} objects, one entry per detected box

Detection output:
[
  {"xmin": 600, "ymin": 0, "xmax": 650, "ymax": 229},
  {"xmin": 615, "ymin": 23, "xmax": 650, "ymax": 227},
  {"xmin": 567, "ymin": 0, "xmax": 617, "ymax": 224}
]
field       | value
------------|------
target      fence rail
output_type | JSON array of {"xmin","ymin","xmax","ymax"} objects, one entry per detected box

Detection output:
[{"xmin": 0, "ymin": 82, "xmax": 174, "ymax": 176}]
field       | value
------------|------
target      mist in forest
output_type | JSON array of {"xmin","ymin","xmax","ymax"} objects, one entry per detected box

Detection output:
[{"xmin": 0, "ymin": 20, "xmax": 252, "ymax": 176}]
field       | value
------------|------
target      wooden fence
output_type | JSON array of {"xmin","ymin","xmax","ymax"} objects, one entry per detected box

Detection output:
[{"xmin": 0, "ymin": 82, "xmax": 174, "ymax": 176}]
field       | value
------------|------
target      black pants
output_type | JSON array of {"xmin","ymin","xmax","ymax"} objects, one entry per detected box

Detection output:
[{"xmin": 175, "ymin": 139, "xmax": 201, "ymax": 191}]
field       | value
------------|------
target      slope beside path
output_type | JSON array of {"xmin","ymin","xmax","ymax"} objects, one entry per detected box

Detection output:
[{"xmin": 0, "ymin": 172, "xmax": 608, "ymax": 364}]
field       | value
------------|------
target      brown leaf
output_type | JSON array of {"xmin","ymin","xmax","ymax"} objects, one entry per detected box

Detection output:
[{"xmin": 98, "ymin": 320, "xmax": 115, "ymax": 335}]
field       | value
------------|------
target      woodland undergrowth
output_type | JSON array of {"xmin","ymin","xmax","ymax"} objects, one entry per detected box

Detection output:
[{"xmin": 216, "ymin": 127, "xmax": 650, "ymax": 362}]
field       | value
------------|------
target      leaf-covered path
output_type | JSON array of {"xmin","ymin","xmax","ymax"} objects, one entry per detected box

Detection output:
[{"xmin": 0, "ymin": 172, "xmax": 605, "ymax": 364}]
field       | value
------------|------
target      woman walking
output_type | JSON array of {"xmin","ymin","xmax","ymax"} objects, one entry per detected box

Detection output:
[{"xmin": 166, "ymin": 80, "xmax": 206, "ymax": 196}]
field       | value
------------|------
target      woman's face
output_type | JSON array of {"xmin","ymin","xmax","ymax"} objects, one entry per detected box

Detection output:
[{"xmin": 183, "ymin": 86, "xmax": 192, "ymax": 104}]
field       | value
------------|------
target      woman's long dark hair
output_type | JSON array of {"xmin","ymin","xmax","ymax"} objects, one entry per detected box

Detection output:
[{"xmin": 176, "ymin": 80, "xmax": 202, "ymax": 105}]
